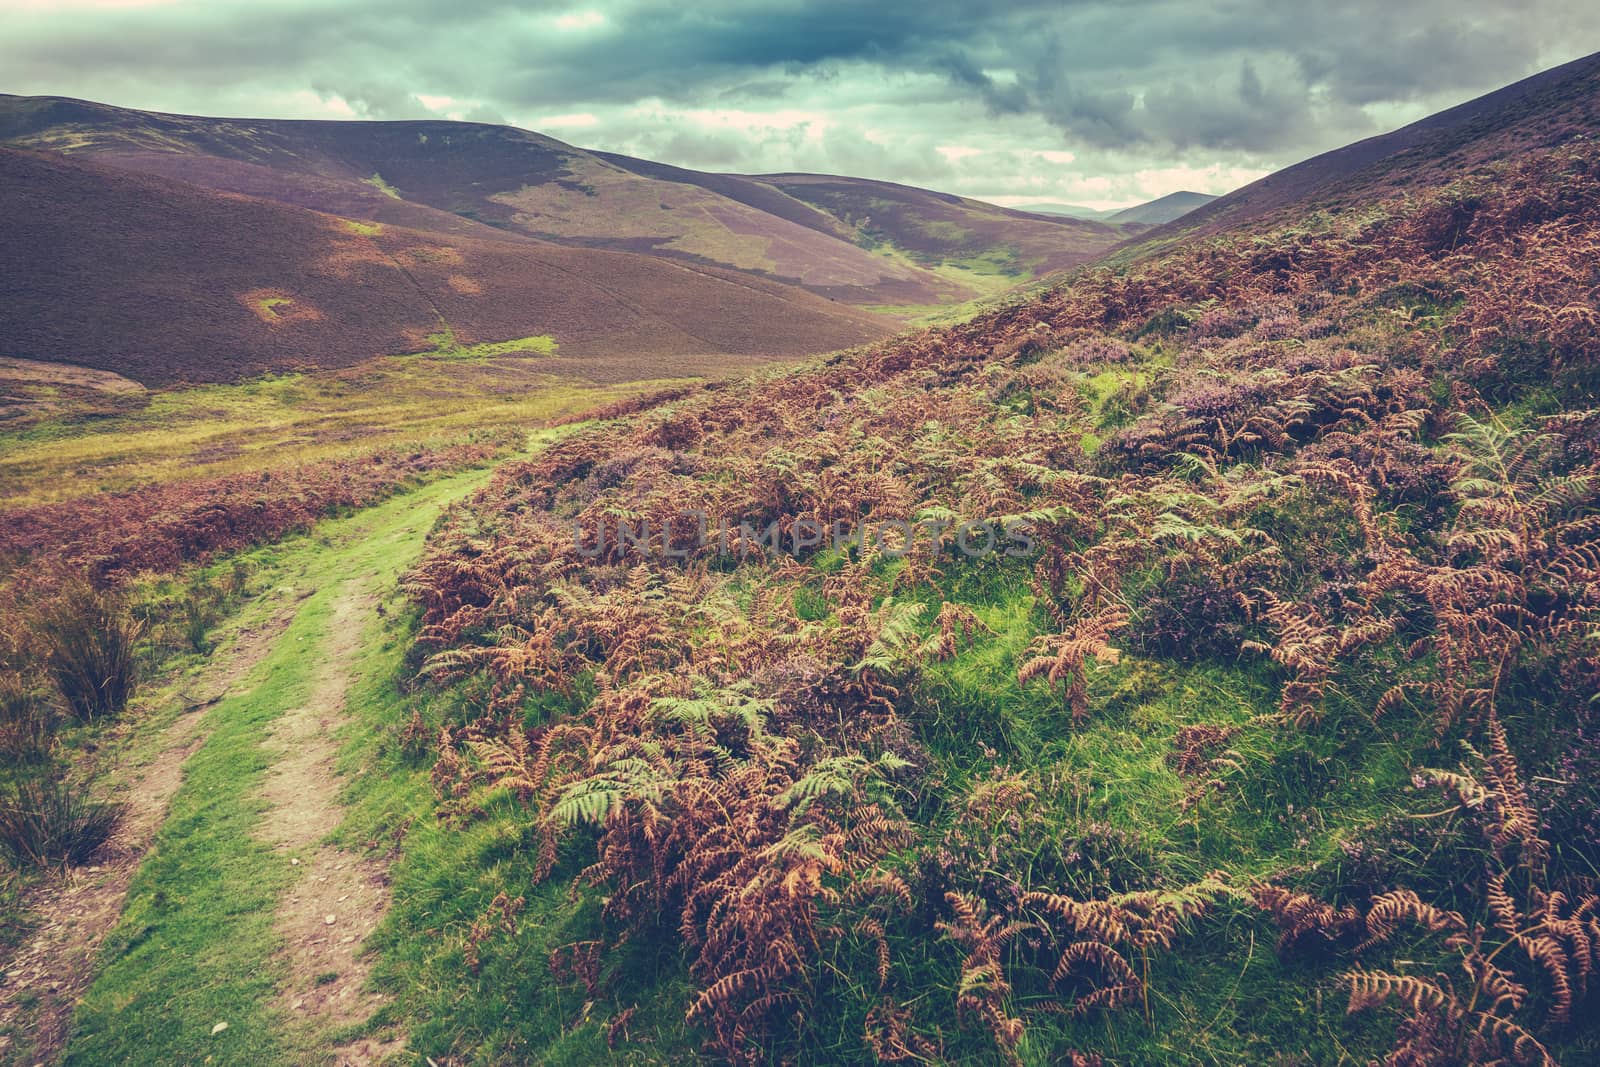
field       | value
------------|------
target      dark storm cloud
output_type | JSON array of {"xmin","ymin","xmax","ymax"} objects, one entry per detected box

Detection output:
[
  {"xmin": 439, "ymin": 0, "xmax": 1592, "ymax": 151},
  {"xmin": 3, "ymin": 0, "xmax": 1598, "ymax": 203}
]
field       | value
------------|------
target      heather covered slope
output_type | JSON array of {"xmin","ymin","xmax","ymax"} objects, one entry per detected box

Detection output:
[
  {"xmin": 0, "ymin": 146, "xmax": 890, "ymax": 386},
  {"xmin": 0, "ymin": 94, "xmax": 1122, "ymax": 308},
  {"xmin": 744, "ymin": 171, "xmax": 1117, "ymax": 276},
  {"xmin": 382, "ymin": 83, "xmax": 1600, "ymax": 1067}
]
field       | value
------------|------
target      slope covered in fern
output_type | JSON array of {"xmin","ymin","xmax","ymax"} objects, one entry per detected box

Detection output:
[{"xmin": 389, "ymin": 120, "xmax": 1600, "ymax": 1064}]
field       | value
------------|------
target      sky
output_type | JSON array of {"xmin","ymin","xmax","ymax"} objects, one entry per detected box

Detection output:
[{"xmin": 3, "ymin": 1, "xmax": 1599, "ymax": 209}]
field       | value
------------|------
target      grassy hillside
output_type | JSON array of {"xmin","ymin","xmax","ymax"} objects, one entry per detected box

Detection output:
[
  {"xmin": 0, "ymin": 147, "xmax": 890, "ymax": 386},
  {"xmin": 1021, "ymin": 195, "xmax": 1217, "ymax": 226},
  {"xmin": 0, "ymin": 351, "xmax": 676, "ymax": 509},
  {"xmin": 0, "ymin": 95, "xmax": 1122, "ymax": 311},
  {"xmin": 383, "ymin": 70, "xmax": 1600, "ymax": 1067}
]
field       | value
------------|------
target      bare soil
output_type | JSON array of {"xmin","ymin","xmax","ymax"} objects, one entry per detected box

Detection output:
[{"xmin": 258, "ymin": 588, "xmax": 402, "ymax": 1065}]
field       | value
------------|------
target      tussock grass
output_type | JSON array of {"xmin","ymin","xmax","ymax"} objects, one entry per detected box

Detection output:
[
  {"xmin": 0, "ymin": 676, "xmax": 55, "ymax": 765},
  {"xmin": 35, "ymin": 582, "xmax": 141, "ymax": 722},
  {"xmin": 0, "ymin": 775, "xmax": 121, "ymax": 869}
]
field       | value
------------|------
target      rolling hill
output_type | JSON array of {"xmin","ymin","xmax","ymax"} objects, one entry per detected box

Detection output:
[
  {"xmin": 1103, "ymin": 190, "xmax": 1216, "ymax": 226},
  {"xmin": 750, "ymin": 171, "xmax": 1122, "ymax": 278},
  {"xmin": 0, "ymin": 146, "xmax": 892, "ymax": 386},
  {"xmin": 1009, "ymin": 192, "xmax": 1217, "ymax": 225},
  {"xmin": 0, "ymin": 95, "xmax": 1123, "ymax": 309},
  {"xmin": 1017, "ymin": 201, "xmax": 1121, "ymax": 220}
]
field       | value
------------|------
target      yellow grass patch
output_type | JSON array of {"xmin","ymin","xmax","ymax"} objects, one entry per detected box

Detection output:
[
  {"xmin": 239, "ymin": 289, "xmax": 324, "ymax": 326},
  {"xmin": 0, "ymin": 355, "xmax": 683, "ymax": 508}
]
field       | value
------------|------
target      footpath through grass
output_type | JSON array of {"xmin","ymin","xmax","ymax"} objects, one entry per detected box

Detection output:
[{"xmin": 60, "ymin": 464, "xmax": 495, "ymax": 1066}]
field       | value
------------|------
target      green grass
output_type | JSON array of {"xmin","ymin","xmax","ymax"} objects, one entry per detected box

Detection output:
[
  {"xmin": 862, "ymin": 248, "xmax": 1037, "ymax": 326},
  {"xmin": 735, "ymin": 554, "xmax": 1429, "ymax": 1065},
  {"xmin": 65, "ymin": 609, "xmax": 310, "ymax": 1064},
  {"xmin": 362, "ymin": 174, "xmax": 401, "ymax": 199},
  {"xmin": 421, "ymin": 327, "xmax": 558, "ymax": 361},
  {"xmin": 250, "ymin": 294, "xmax": 295, "ymax": 320},
  {"xmin": 0, "ymin": 355, "xmax": 664, "ymax": 506}
]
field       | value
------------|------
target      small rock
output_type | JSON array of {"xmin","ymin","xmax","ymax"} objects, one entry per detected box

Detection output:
[
  {"xmin": 290, "ymin": 858, "xmax": 300, "ymax": 866},
  {"xmin": 324, "ymin": 914, "xmax": 337, "ymax": 925},
  {"xmin": 211, "ymin": 1021, "xmax": 229, "ymax": 1035},
  {"xmin": 340, "ymin": 935, "xmax": 355, "ymax": 944}
]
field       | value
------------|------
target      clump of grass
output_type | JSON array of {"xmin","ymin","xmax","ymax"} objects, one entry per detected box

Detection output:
[
  {"xmin": 36, "ymin": 581, "xmax": 142, "ymax": 722},
  {"xmin": 181, "ymin": 580, "xmax": 221, "ymax": 654},
  {"xmin": 0, "ymin": 775, "xmax": 122, "ymax": 869},
  {"xmin": 127, "ymin": 561, "xmax": 253, "ymax": 661},
  {"xmin": 223, "ymin": 559, "xmax": 252, "ymax": 599},
  {"xmin": 0, "ymin": 674, "xmax": 56, "ymax": 766}
]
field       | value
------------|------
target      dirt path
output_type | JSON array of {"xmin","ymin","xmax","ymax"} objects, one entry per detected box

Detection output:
[
  {"xmin": 3, "ymin": 467, "xmax": 494, "ymax": 1066},
  {"xmin": 0, "ymin": 607, "xmax": 293, "ymax": 1065},
  {"xmin": 257, "ymin": 587, "xmax": 402, "ymax": 1065}
]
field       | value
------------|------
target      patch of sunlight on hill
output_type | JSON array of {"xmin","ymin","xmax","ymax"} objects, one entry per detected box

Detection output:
[{"xmin": 0, "ymin": 354, "xmax": 675, "ymax": 507}]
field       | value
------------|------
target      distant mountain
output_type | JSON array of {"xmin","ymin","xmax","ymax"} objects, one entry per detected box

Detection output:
[
  {"xmin": 0, "ymin": 96, "xmax": 1123, "ymax": 310},
  {"xmin": 1005, "ymin": 202, "xmax": 1120, "ymax": 221},
  {"xmin": 1104, "ymin": 191, "xmax": 1217, "ymax": 226},
  {"xmin": 1017, "ymin": 193, "xmax": 1218, "ymax": 225},
  {"xmin": 751, "ymin": 173, "xmax": 1118, "ymax": 285},
  {"xmin": 0, "ymin": 146, "xmax": 891, "ymax": 386}
]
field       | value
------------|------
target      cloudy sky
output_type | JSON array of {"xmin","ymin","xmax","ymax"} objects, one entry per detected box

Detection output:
[{"xmin": 4, "ymin": 1, "xmax": 1599, "ymax": 209}]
